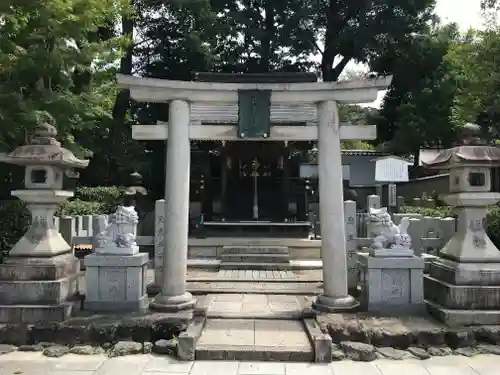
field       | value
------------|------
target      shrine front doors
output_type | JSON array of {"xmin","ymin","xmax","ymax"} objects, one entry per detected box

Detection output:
[{"xmin": 225, "ymin": 148, "xmax": 285, "ymax": 221}]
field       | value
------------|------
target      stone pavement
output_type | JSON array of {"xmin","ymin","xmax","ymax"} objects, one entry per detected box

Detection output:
[
  {"xmin": 204, "ymin": 294, "xmax": 310, "ymax": 318},
  {"xmin": 0, "ymin": 352, "xmax": 498, "ymax": 375}
]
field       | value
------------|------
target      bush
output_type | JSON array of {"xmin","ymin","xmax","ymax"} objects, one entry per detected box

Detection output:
[
  {"xmin": 57, "ymin": 199, "xmax": 109, "ymax": 216},
  {"xmin": 54, "ymin": 186, "xmax": 122, "ymax": 216},
  {"xmin": 0, "ymin": 200, "xmax": 30, "ymax": 255},
  {"xmin": 400, "ymin": 205, "xmax": 454, "ymax": 218},
  {"xmin": 74, "ymin": 186, "xmax": 122, "ymax": 212},
  {"xmin": 402, "ymin": 204, "xmax": 500, "ymax": 248},
  {"xmin": 487, "ymin": 206, "xmax": 500, "ymax": 247}
]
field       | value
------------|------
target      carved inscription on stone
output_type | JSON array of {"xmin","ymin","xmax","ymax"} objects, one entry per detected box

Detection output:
[
  {"xmin": 100, "ymin": 269, "xmax": 126, "ymax": 301},
  {"xmin": 470, "ymin": 218, "xmax": 487, "ymax": 248},
  {"xmin": 26, "ymin": 215, "xmax": 52, "ymax": 244},
  {"xmin": 381, "ymin": 270, "xmax": 408, "ymax": 304},
  {"xmin": 344, "ymin": 201, "xmax": 357, "ymax": 289},
  {"xmin": 154, "ymin": 201, "xmax": 165, "ymax": 283}
]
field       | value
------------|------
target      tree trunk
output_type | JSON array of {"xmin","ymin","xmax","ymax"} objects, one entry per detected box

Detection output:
[
  {"xmin": 112, "ymin": 15, "xmax": 134, "ymax": 122},
  {"xmin": 260, "ymin": 2, "xmax": 275, "ymax": 72}
]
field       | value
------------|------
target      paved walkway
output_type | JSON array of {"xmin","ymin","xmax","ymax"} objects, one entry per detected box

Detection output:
[{"xmin": 0, "ymin": 352, "xmax": 498, "ymax": 375}]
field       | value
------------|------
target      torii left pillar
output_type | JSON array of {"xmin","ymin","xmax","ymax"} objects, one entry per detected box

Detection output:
[{"xmin": 150, "ymin": 100, "xmax": 196, "ymax": 311}]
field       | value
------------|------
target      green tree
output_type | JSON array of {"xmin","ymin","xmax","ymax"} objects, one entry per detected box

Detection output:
[
  {"xmin": 448, "ymin": 27, "xmax": 500, "ymax": 141},
  {"xmin": 0, "ymin": 0, "xmax": 129, "ymax": 152},
  {"xmin": 373, "ymin": 23, "xmax": 460, "ymax": 166},
  {"xmin": 311, "ymin": 0, "xmax": 436, "ymax": 81}
]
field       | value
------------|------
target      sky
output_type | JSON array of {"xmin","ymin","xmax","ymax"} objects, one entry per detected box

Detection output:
[{"xmin": 362, "ymin": 0, "xmax": 485, "ymax": 108}]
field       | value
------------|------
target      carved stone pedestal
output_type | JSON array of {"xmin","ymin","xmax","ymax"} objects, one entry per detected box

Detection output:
[
  {"xmin": 425, "ymin": 258, "xmax": 500, "ymax": 325},
  {"xmin": 0, "ymin": 254, "xmax": 80, "ymax": 323},
  {"xmin": 358, "ymin": 252, "xmax": 425, "ymax": 314},
  {"xmin": 84, "ymin": 253, "xmax": 149, "ymax": 312}
]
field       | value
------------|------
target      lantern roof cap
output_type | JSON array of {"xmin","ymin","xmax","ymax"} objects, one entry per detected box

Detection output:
[{"xmin": 0, "ymin": 122, "xmax": 89, "ymax": 168}]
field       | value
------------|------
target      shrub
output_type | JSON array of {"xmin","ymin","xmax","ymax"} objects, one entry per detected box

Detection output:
[
  {"xmin": 0, "ymin": 200, "xmax": 30, "ymax": 256},
  {"xmin": 74, "ymin": 186, "xmax": 122, "ymax": 212},
  {"xmin": 402, "ymin": 204, "xmax": 500, "ymax": 248},
  {"xmin": 487, "ymin": 206, "xmax": 500, "ymax": 247},
  {"xmin": 400, "ymin": 205, "xmax": 454, "ymax": 218},
  {"xmin": 57, "ymin": 199, "xmax": 109, "ymax": 216}
]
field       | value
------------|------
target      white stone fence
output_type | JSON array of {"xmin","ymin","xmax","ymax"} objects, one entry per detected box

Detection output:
[{"xmin": 54, "ymin": 195, "xmax": 456, "ymax": 260}]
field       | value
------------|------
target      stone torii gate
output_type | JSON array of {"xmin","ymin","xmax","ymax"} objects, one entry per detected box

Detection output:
[{"xmin": 117, "ymin": 73, "xmax": 392, "ymax": 312}]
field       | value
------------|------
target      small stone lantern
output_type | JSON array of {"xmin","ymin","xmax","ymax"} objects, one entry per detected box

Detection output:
[
  {"xmin": 0, "ymin": 122, "xmax": 89, "ymax": 323},
  {"xmin": 0, "ymin": 122, "xmax": 89, "ymax": 257},
  {"xmin": 423, "ymin": 123, "xmax": 500, "ymax": 325}
]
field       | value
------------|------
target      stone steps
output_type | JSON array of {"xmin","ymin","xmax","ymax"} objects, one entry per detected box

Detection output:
[
  {"xmin": 195, "ymin": 318, "xmax": 315, "ymax": 361},
  {"xmin": 222, "ymin": 246, "xmax": 289, "ymax": 255},
  {"xmin": 219, "ymin": 262, "xmax": 291, "ymax": 270},
  {"xmin": 220, "ymin": 246, "xmax": 290, "ymax": 270},
  {"xmin": 187, "ymin": 281, "xmax": 322, "ymax": 295},
  {"xmin": 220, "ymin": 253, "xmax": 290, "ymax": 263}
]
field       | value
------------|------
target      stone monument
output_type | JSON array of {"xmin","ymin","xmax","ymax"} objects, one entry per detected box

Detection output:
[
  {"xmin": 358, "ymin": 207, "xmax": 425, "ymax": 313},
  {"xmin": 84, "ymin": 188, "xmax": 149, "ymax": 312},
  {"xmin": 424, "ymin": 123, "xmax": 500, "ymax": 325},
  {"xmin": 0, "ymin": 122, "xmax": 89, "ymax": 322}
]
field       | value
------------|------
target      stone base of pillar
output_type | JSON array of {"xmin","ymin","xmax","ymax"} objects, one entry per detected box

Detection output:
[
  {"xmin": 150, "ymin": 292, "xmax": 196, "ymax": 312},
  {"xmin": 312, "ymin": 294, "xmax": 359, "ymax": 313},
  {"xmin": 425, "ymin": 257, "xmax": 500, "ymax": 325},
  {"xmin": 0, "ymin": 253, "xmax": 80, "ymax": 323}
]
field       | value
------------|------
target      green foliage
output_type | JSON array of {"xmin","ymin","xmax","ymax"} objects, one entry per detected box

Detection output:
[
  {"xmin": 487, "ymin": 206, "xmax": 500, "ymax": 247},
  {"xmin": 374, "ymin": 23, "xmax": 461, "ymax": 161},
  {"xmin": 58, "ymin": 186, "xmax": 122, "ymax": 216},
  {"xmin": 447, "ymin": 27, "xmax": 500, "ymax": 140},
  {"xmin": 75, "ymin": 186, "xmax": 122, "ymax": 207},
  {"xmin": 0, "ymin": 0, "xmax": 130, "ymax": 158},
  {"xmin": 400, "ymin": 205, "xmax": 454, "ymax": 218},
  {"xmin": 401, "ymin": 205, "xmax": 500, "ymax": 248},
  {"xmin": 57, "ymin": 199, "xmax": 108, "ymax": 216},
  {"xmin": 341, "ymin": 140, "xmax": 375, "ymax": 150},
  {"xmin": 0, "ymin": 200, "xmax": 30, "ymax": 255}
]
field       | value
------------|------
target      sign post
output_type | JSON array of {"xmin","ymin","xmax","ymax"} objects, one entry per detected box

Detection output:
[{"xmin": 373, "ymin": 156, "xmax": 411, "ymax": 213}]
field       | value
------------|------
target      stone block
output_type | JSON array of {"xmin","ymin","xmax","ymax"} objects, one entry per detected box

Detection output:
[
  {"xmin": 0, "ymin": 275, "xmax": 78, "ymax": 305},
  {"xmin": 424, "ymin": 276, "xmax": 500, "ymax": 309},
  {"xmin": 84, "ymin": 252, "xmax": 149, "ymax": 312},
  {"xmin": 358, "ymin": 253, "xmax": 425, "ymax": 314},
  {"xmin": 0, "ymin": 254, "xmax": 79, "ymax": 281},
  {"xmin": 429, "ymin": 258, "xmax": 500, "ymax": 285},
  {"xmin": 0, "ymin": 300, "xmax": 79, "ymax": 324},
  {"xmin": 0, "ymin": 253, "xmax": 80, "ymax": 323}
]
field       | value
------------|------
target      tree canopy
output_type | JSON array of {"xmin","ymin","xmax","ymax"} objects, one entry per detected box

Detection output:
[{"xmin": 0, "ymin": 0, "xmax": 497, "ymax": 190}]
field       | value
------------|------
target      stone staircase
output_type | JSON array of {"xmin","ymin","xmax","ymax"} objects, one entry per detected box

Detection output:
[{"xmin": 219, "ymin": 246, "xmax": 290, "ymax": 270}]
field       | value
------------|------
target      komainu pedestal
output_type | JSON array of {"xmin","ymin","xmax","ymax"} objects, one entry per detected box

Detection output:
[
  {"xmin": 84, "ymin": 205, "xmax": 149, "ymax": 312},
  {"xmin": 0, "ymin": 123, "xmax": 89, "ymax": 323},
  {"xmin": 358, "ymin": 209, "xmax": 425, "ymax": 314}
]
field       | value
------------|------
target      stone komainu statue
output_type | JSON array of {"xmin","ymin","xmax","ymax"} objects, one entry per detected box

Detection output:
[
  {"xmin": 95, "ymin": 205, "xmax": 139, "ymax": 249},
  {"xmin": 367, "ymin": 207, "xmax": 412, "ymax": 250}
]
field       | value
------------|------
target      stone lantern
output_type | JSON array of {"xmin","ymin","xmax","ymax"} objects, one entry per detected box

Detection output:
[
  {"xmin": 0, "ymin": 122, "xmax": 89, "ymax": 323},
  {"xmin": 423, "ymin": 123, "xmax": 500, "ymax": 325}
]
